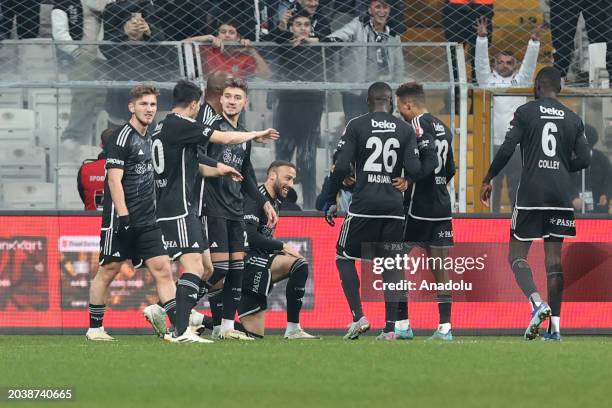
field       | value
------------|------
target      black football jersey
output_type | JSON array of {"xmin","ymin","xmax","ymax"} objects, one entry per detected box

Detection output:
[
  {"xmin": 496, "ymin": 97, "xmax": 588, "ymax": 210},
  {"xmin": 195, "ymin": 103, "xmax": 222, "ymax": 216},
  {"xmin": 151, "ymin": 113, "xmax": 215, "ymax": 220},
  {"xmin": 333, "ymin": 112, "xmax": 423, "ymax": 218},
  {"xmin": 244, "ymin": 184, "xmax": 282, "ymax": 257},
  {"xmin": 405, "ymin": 113, "xmax": 455, "ymax": 220},
  {"xmin": 101, "ymin": 123, "xmax": 156, "ymax": 229},
  {"xmin": 203, "ymin": 116, "xmax": 255, "ymax": 220}
]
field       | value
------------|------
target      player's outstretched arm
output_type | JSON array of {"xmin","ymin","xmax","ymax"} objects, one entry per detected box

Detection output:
[
  {"xmin": 199, "ymin": 163, "xmax": 243, "ymax": 181},
  {"xmin": 209, "ymin": 128, "xmax": 279, "ymax": 145}
]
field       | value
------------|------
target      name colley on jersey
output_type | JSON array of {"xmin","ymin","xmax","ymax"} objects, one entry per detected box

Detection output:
[
  {"xmin": 538, "ymin": 105, "xmax": 564, "ymax": 171},
  {"xmin": 368, "ymin": 119, "xmax": 396, "ymax": 185}
]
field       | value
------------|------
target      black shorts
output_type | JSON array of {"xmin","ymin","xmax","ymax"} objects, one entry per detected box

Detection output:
[
  {"xmin": 511, "ymin": 208, "xmax": 576, "ymax": 241},
  {"xmin": 404, "ymin": 216, "xmax": 454, "ymax": 248},
  {"xmin": 336, "ymin": 215, "xmax": 404, "ymax": 260},
  {"xmin": 205, "ymin": 216, "xmax": 247, "ymax": 254},
  {"xmin": 99, "ymin": 224, "xmax": 167, "ymax": 268},
  {"xmin": 158, "ymin": 214, "xmax": 208, "ymax": 261},
  {"xmin": 238, "ymin": 253, "xmax": 276, "ymax": 318}
]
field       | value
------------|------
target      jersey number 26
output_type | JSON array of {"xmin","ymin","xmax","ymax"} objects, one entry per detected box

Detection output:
[{"xmin": 364, "ymin": 136, "xmax": 400, "ymax": 173}]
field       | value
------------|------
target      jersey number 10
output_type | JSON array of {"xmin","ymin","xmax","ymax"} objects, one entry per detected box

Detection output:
[
  {"xmin": 152, "ymin": 139, "xmax": 165, "ymax": 174},
  {"xmin": 364, "ymin": 136, "xmax": 400, "ymax": 173}
]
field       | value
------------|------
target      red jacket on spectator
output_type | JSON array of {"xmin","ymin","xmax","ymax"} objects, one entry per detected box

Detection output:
[
  {"xmin": 200, "ymin": 46, "xmax": 257, "ymax": 78},
  {"xmin": 77, "ymin": 153, "xmax": 106, "ymax": 211}
]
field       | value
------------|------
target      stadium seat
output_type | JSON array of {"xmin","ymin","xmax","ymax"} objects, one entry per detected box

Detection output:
[
  {"xmin": 28, "ymin": 89, "xmax": 72, "ymax": 148},
  {"xmin": 0, "ymin": 109, "xmax": 36, "ymax": 145},
  {"xmin": 0, "ymin": 181, "xmax": 56, "ymax": 209},
  {"xmin": 0, "ymin": 89, "xmax": 24, "ymax": 109},
  {"xmin": 57, "ymin": 165, "xmax": 84, "ymax": 209},
  {"xmin": 0, "ymin": 144, "xmax": 46, "ymax": 181},
  {"xmin": 18, "ymin": 41, "xmax": 57, "ymax": 81}
]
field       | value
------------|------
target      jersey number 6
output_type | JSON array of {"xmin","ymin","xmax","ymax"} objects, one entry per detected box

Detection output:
[{"xmin": 541, "ymin": 122, "xmax": 557, "ymax": 157}]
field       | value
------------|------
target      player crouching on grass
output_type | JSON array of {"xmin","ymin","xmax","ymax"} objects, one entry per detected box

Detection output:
[{"xmin": 237, "ymin": 161, "xmax": 319, "ymax": 339}]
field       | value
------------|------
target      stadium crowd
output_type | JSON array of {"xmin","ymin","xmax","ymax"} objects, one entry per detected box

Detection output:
[{"xmin": 0, "ymin": 0, "xmax": 610, "ymax": 210}]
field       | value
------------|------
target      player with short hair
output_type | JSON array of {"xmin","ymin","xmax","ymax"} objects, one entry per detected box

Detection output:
[
  {"xmin": 87, "ymin": 85, "xmax": 177, "ymax": 342},
  {"xmin": 395, "ymin": 81, "xmax": 456, "ymax": 341},
  {"xmin": 204, "ymin": 77, "xmax": 279, "ymax": 340},
  {"xmin": 480, "ymin": 67, "xmax": 591, "ymax": 340},
  {"xmin": 323, "ymin": 81, "xmax": 437, "ymax": 340},
  {"xmin": 238, "ymin": 160, "xmax": 319, "ymax": 339},
  {"xmin": 145, "ymin": 80, "xmax": 279, "ymax": 342}
]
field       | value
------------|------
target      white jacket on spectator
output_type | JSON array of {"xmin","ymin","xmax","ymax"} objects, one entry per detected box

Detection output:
[
  {"xmin": 326, "ymin": 16, "xmax": 404, "ymax": 88},
  {"xmin": 52, "ymin": 0, "xmax": 109, "ymax": 57},
  {"xmin": 475, "ymin": 35, "xmax": 540, "ymax": 145}
]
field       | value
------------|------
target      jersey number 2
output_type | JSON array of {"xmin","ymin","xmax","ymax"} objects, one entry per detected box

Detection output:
[
  {"xmin": 364, "ymin": 137, "xmax": 399, "ymax": 173},
  {"xmin": 152, "ymin": 139, "xmax": 165, "ymax": 174},
  {"xmin": 541, "ymin": 122, "xmax": 557, "ymax": 157}
]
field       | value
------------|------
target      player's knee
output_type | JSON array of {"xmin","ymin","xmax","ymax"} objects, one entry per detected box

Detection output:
[
  {"xmin": 97, "ymin": 264, "xmax": 121, "ymax": 284},
  {"xmin": 208, "ymin": 261, "xmax": 229, "ymax": 286},
  {"xmin": 546, "ymin": 262, "xmax": 563, "ymax": 276},
  {"xmin": 508, "ymin": 255, "xmax": 528, "ymax": 270},
  {"xmin": 148, "ymin": 261, "xmax": 173, "ymax": 283}
]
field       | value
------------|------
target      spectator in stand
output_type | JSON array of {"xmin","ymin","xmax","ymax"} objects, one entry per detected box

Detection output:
[
  {"xmin": 276, "ymin": 0, "xmax": 331, "ymax": 38},
  {"xmin": 77, "ymin": 127, "xmax": 115, "ymax": 211},
  {"xmin": 323, "ymin": 0, "xmax": 405, "ymax": 123},
  {"xmin": 0, "ymin": 0, "xmax": 40, "ymax": 40},
  {"xmin": 474, "ymin": 17, "xmax": 540, "ymax": 212},
  {"xmin": 101, "ymin": 0, "xmax": 173, "ymax": 124},
  {"xmin": 550, "ymin": 0, "xmax": 611, "ymax": 83},
  {"xmin": 264, "ymin": 11, "xmax": 325, "ymax": 208},
  {"xmin": 83, "ymin": 1, "xmax": 113, "ymax": 43},
  {"xmin": 571, "ymin": 125, "xmax": 611, "ymax": 214},
  {"xmin": 208, "ymin": 0, "xmax": 274, "ymax": 41},
  {"xmin": 160, "ymin": 0, "xmax": 211, "ymax": 41},
  {"xmin": 186, "ymin": 20, "xmax": 272, "ymax": 79},
  {"xmin": 443, "ymin": 0, "xmax": 494, "ymax": 80},
  {"xmin": 324, "ymin": 0, "xmax": 405, "ymax": 34},
  {"xmin": 53, "ymin": 0, "xmax": 110, "ymax": 160}
]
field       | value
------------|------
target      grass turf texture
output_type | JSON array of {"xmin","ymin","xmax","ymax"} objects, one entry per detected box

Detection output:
[{"xmin": 1, "ymin": 335, "xmax": 610, "ymax": 408}]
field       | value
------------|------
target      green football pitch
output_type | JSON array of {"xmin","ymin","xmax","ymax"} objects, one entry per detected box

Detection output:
[{"xmin": 1, "ymin": 335, "xmax": 610, "ymax": 408}]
